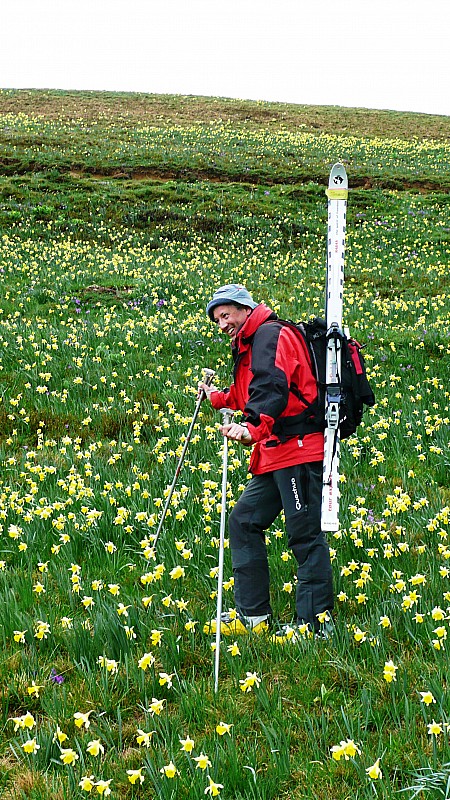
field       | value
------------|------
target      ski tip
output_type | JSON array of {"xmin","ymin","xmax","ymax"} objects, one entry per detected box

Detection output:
[{"xmin": 327, "ymin": 163, "xmax": 348, "ymax": 197}]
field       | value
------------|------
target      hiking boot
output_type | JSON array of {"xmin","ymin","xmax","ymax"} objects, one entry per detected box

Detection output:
[
  {"xmin": 273, "ymin": 613, "xmax": 336, "ymax": 644},
  {"xmin": 203, "ymin": 610, "xmax": 270, "ymax": 636},
  {"xmin": 271, "ymin": 622, "xmax": 314, "ymax": 644}
]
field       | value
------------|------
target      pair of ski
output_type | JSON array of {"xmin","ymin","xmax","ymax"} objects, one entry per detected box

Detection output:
[{"xmin": 321, "ymin": 162, "xmax": 348, "ymax": 532}]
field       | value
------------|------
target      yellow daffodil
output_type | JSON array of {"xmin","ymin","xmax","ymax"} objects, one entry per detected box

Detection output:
[
  {"xmin": 366, "ymin": 758, "xmax": 383, "ymax": 780},
  {"xmin": 53, "ymin": 725, "xmax": 68, "ymax": 745},
  {"xmin": 27, "ymin": 681, "xmax": 44, "ymax": 698},
  {"xmin": 216, "ymin": 722, "xmax": 233, "ymax": 736},
  {"xmin": 420, "ymin": 691, "xmax": 436, "ymax": 705},
  {"xmin": 148, "ymin": 697, "xmax": 165, "ymax": 716},
  {"xmin": 160, "ymin": 761, "xmax": 178, "ymax": 778},
  {"xmin": 60, "ymin": 747, "xmax": 79, "ymax": 765},
  {"xmin": 194, "ymin": 753, "xmax": 212, "ymax": 771},
  {"xmin": 158, "ymin": 672, "xmax": 174, "ymax": 688},
  {"xmin": 79, "ymin": 775, "xmax": 96, "ymax": 792},
  {"xmin": 150, "ymin": 629, "xmax": 163, "ymax": 647},
  {"xmin": 86, "ymin": 739, "xmax": 105, "ymax": 757},
  {"xmin": 205, "ymin": 776, "xmax": 224, "ymax": 796},
  {"xmin": 138, "ymin": 652, "xmax": 155, "ymax": 671},
  {"xmin": 74, "ymin": 711, "xmax": 93, "ymax": 729},
  {"xmin": 427, "ymin": 720, "xmax": 443, "ymax": 736},
  {"xmin": 239, "ymin": 671, "xmax": 261, "ymax": 693},
  {"xmin": 169, "ymin": 565, "xmax": 185, "ymax": 580},
  {"xmin": 94, "ymin": 778, "xmax": 112, "ymax": 795},
  {"xmin": 127, "ymin": 768, "xmax": 145, "ymax": 785},
  {"xmin": 330, "ymin": 738, "xmax": 361, "ymax": 761},
  {"xmin": 179, "ymin": 735, "xmax": 195, "ymax": 753},
  {"xmin": 136, "ymin": 729, "xmax": 154, "ymax": 747},
  {"xmin": 22, "ymin": 738, "xmax": 40, "ymax": 755}
]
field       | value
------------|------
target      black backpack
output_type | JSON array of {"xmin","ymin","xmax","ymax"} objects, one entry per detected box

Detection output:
[{"xmin": 271, "ymin": 317, "xmax": 375, "ymax": 441}]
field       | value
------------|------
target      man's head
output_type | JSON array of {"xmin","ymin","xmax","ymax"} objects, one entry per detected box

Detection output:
[
  {"xmin": 207, "ymin": 284, "xmax": 257, "ymax": 319},
  {"xmin": 206, "ymin": 284, "xmax": 258, "ymax": 337}
]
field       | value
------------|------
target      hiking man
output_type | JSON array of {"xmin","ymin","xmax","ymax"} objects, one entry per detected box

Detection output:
[{"xmin": 200, "ymin": 284, "xmax": 334, "ymax": 641}]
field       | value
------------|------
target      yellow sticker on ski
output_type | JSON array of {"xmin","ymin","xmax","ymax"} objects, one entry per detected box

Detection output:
[{"xmin": 326, "ymin": 189, "xmax": 348, "ymax": 199}]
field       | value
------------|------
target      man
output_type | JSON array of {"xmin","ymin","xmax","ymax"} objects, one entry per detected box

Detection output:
[{"xmin": 200, "ymin": 284, "xmax": 334, "ymax": 642}]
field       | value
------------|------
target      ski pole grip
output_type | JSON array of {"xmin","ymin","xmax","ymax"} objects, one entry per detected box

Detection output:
[
  {"xmin": 203, "ymin": 368, "xmax": 215, "ymax": 387},
  {"xmin": 220, "ymin": 408, "xmax": 234, "ymax": 426}
]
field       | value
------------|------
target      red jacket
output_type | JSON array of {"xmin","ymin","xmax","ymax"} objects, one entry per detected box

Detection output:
[{"xmin": 210, "ymin": 304, "xmax": 324, "ymax": 474}]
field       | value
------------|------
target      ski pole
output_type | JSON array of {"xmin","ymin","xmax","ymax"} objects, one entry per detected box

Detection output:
[
  {"xmin": 153, "ymin": 368, "xmax": 215, "ymax": 549},
  {"xmin": 214, "ymin": 407, "xmax": 234, "ymax": 694}
]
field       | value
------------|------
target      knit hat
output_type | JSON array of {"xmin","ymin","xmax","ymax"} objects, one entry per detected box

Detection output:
[{"xmin": 206, "ymin": 284, "xmax": 258, "ymax": 321}]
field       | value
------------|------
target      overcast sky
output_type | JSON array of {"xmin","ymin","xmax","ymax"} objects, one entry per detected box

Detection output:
[{"xmin": 2, "ymin": 0, "xmax": 449, "ymax": 116}]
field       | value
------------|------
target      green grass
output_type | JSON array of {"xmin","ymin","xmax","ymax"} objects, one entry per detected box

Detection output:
[{"xmin": 0, "ymin": 90, "xmax": 449, "ymax": 799}]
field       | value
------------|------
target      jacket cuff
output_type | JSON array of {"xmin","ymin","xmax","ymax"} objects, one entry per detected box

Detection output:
[
  {"xmin": 210, "ymin": 390, "xmax": 228, "ymax": 409},
  {"xmin": 246, "ymin": 413, "xmax": 274, "ymax": 443}
]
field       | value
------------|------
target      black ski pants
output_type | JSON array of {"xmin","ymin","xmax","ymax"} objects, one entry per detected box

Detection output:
[{"xmin": 228, "ymin": 461, "xmax": 334, "ymax": 631}]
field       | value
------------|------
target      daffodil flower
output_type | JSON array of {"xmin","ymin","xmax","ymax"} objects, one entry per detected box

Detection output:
[
  {"xmin": 22, "ymin": 711, "xmax": 36, "ymax": 729},
  {"xmin": 239, "ymin": 671, "xmax": 261, "ymax": 693},
  {"xmin": 160, "ymin": 761, "xmax": 178, "ymax": 778},
  {"xmin": 136, "ymin": 728, "xmax": 154, "ymax": 747},
  {"xmin": 22, "ymin": 738, "xmax": 40, "ymax": 755},
  {"xmin": 150, "ymin": 629, "xmax": 163, "ymax": 647},
  {"xmin": 53, "ymin": 725, "xmax": 68, "ymax": 745},
  {"xmin": 419, "ymin": 691, "xmax": 436, "ymax": 705},
  {"xmin": 169, "ymin": 565, "xmax": 185, "ymax": 580},
  {"xmin": 330, "ymin": 738, "xmax": 361, "ymax": 760},
  {"xmin": 204, "ymin": 776, "xmax": 224, "ymax": 796},
  {"xmin": 366, "ymin": 758, "xmax": 383, "ymax": 780},
  {"xmin": 148, "ymin": 697, "xmax": 165, "ymax": 716},
  {"xmin": 60, "ymin": 747, "xmax": 79, "ymax": 765},
  {"xmin": 127, "ymin": 768, "xmax": 145, "ymax": 785},
  {"xmin": 216, "ymin": 721, "xmax": 233, "ymax": 736},
  {"xmin": 158, "ymin": 672, "xmax": 174, "ymax": 688},
  {"xmin": 79, "ymin": 775, "xmax": 96, "ymax": 792},
  {"xmin": 194, "ymin": 753, "xmax": 212, "ymax": 771},
  {"xmin": 27, "ymin": 681, "xmax": 44, "ymax": 698},
  {"xmin": 180, "ymin": 735, "xmax": 195, "ymax": 753},
  {"xmin": 74, "ymin": 710, "xmax": 93, "ymax": 729},
  {"xmin": 427, "ymin": 720, "xmax": 443, "ymax": 736},
  {"xmin": 94, "ymin": 778, "xmax": 112, "ymax": 795},
  {"xmin": 383, "ymin": 660, "xmax": 398, "ymax": 682},
  {"xmin": 86, "ymin": 739, "xmax": 105, "ymax": 757},
  {"xmin": 138, "ymin": 652, "xmax": 155, "ymax": 671}
]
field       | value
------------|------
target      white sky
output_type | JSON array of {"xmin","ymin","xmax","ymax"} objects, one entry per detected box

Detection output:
[{"xmin": 2, "ymin": 0, "xmax": 449, "ymax": 117}]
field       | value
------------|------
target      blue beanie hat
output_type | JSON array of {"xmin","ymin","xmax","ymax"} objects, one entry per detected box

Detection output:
[{"xmin": 206, "ymin": 284, "xmax": 258, "ymax": 321}]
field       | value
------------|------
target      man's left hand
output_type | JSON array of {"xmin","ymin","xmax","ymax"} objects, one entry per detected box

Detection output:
[{"xmin": 220, "ymin": 422, "xmax": 253, "ymax": 445}]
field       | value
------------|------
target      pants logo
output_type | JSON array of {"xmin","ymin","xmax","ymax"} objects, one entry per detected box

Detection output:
[{"xmin": 291, "ymin": 477, "xmax": 302, "ymax": 511}]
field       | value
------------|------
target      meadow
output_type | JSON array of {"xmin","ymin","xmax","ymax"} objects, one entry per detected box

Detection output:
[{"xmin": 0, "ymin": 89, "xmax": 449, "ymax": 799}]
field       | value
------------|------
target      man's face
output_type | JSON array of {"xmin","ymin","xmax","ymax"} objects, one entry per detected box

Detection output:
[{"xmin": 213, "ymin": 304, "xmax": 251, "ymax": 337}]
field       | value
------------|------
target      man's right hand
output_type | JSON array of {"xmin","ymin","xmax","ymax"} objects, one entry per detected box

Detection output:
[{"xmin": 198, "ymin": 382, "xmax": 217, "ymax": 401}]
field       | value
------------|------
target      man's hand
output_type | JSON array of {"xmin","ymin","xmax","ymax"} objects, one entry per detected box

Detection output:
[
  {"xmin": 198, "ymin": 382, "xmax": 217, "ymax": 401},
  {"xmin": 220, "ymin": 422, "xmax": 253, "ymax": 445}
]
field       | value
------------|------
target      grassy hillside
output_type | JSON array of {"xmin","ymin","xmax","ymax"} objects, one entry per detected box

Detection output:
[{"xmin": 0, "ymin": 90, "xmax": 449, "ymax": 800}]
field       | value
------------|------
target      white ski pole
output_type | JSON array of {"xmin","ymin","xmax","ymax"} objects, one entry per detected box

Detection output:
[
  {"xmin": 214, "ymin": 407, "xmax": 234, "ymax": 694},
  {"xmin": 153, "ymin": 368, "xmax": 215, "ymax": 549}
]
